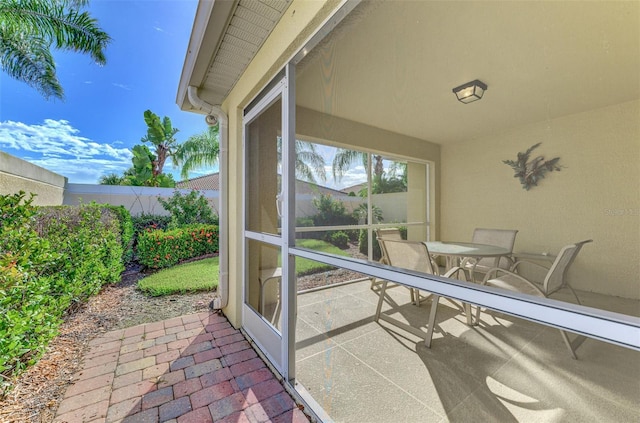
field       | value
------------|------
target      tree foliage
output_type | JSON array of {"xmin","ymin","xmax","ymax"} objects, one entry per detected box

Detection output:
[
  {"xmin": 0, "ymin": 0, "xmax": 110, "ymax": 99},
  {"xmin": 141, "ymin": 110, "xmax": 180, "ymax": 178},
  {"xmin": 174, "ymin": 125, "xmax": 220, "ymax": 180},
  {"xmin": 277, "ymin": 138, "xmax": 326, "ymax": 184},
  {"xmin": 122, "ymin": 145, "xmax": 175, "ymax": 187},
  {"xmin": 98, "ymin": 172, "xmax": 124, "ymax": 185},
  {"xmin": 158, "ymin": 190, "xmax": 218, "ymax": 229}
]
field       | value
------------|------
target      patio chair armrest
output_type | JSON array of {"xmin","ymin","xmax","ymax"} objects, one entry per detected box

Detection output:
[
  {"xmin": 510, "ymin": 259, "xmax": 550, "ymax": 273},
  {"xmin": 481, "ymin": 267, "xmax": 546, "ymax": 296},
  {"xmin": 443, "ymin": 266, "xmax": 468, "ymax": 281}
]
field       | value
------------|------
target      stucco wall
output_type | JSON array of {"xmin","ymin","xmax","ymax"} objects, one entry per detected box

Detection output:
[
  {"xmin": 0, "ymin": 151, "xmax": 66, "ymax": 205},
  {"xmin": 441, "ymin": 100, "xmax": 640, "ymax": 299}
]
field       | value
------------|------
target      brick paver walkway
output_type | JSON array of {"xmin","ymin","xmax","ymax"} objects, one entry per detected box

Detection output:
[{"xmin": 54, "ymin": 312, "xmax": 310, "ymax": 423}]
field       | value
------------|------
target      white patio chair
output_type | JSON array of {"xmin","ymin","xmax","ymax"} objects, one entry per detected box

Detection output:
[
  {"xmin": 371, "ymin": 228, "xmax": 403, "ymax": 289},
  {"xmin": 476, "ymin": 239, "xmax": 593, "ymax": 359},
  {"xmin": 374, "ymin": 238, "xmax": 466, "ymax": 348},
  {"xmin": 461, "ymin": 228, "xmax": 518, "ymax": 281}
]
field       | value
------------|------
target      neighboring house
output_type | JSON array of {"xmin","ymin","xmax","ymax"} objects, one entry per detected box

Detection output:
[
  {"xmin": 340, "ymin": 182, "xmax": 365, "ymax": 196},
  {"xmin": 177, "ymin": 1, "xmax": 639, "ymax": 420},
  {"xmin": 178, "ymin": 172, "xmax": 351, "ymax": 197},
  {"xmin": 176, "ymin": 173, "xmax": 221, "ymax": 191}
]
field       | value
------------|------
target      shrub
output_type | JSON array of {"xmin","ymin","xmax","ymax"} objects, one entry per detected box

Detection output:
[
  {"xmin": 158, "ymin": 190, "xmax": 218, "ymax": 229},
  {"xmin": 311, "ymin": 194, "xmax": 356, "ymax": 227},
  {"xmin": 358, "ymin": 229, "xmax": 382, "ymax": 260},
  {"xmin": 35, "ymin": 204, "xmax": 125, "ymax": 304},
  {"xmin": 307, "ymin": 194, "xmax": 357, "ymax": 241},
  {"xmin": 137, "ymin": 224, "xmax": 219, "ymax": 269},
  {"xmin": 1, "ymin": 193, "xmax": 62, "ymax": 388},
  {"xmin": 327, "ymin": 231, "xmax": 349, "ymax": 249},
  {"xmin": 131, "ymin": 213, "xmax": 172, "ymax": 254},
  {"xmin": 0, "ymin": 195, "xmax": 124, "ymax": 392},
  {"xmin": 103, "ymin": 205, "xmax": 134, "ymax": 263},
  {"xmin": 296, "ymin": 217, "xmax": 314, "ymax": 227},
  {"xmin": 132, "ymin": 213, "xmax": 172, "ymax": 233}
]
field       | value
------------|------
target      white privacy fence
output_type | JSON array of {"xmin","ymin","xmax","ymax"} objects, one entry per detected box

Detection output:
[
  {"xmin": 63, "ymin": 184, "xmax": 219, "ymax": 216},
  {"xmin": 63, "ymin": 184, "xmax": 408, "ymax": 222},
  {"xmin": 295, "ymin": 192, "xmax": 408, "ymax": 223}
]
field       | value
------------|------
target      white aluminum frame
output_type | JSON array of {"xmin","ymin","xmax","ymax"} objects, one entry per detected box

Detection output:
[
  {"xmin": 290, "ymin": 248, "xmax": 640, "ymax": 350},
  {"xmin": 242, "ymin": 74, "xmax": 288, "ymax": 373}
]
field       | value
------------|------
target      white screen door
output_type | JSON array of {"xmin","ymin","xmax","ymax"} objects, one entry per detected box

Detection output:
[{"xmin": 242, "ymin": 67, "xmax": 295, "ymax": 377}]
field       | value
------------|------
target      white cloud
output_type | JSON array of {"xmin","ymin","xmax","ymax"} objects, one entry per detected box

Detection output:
[
  {"xmin": 112, "ymin": 83, "xmax": 132, "ymax": 91},
  {"xmin": 321, "ymin": 164, "xmax": 367, "ymax": 190},
  {"xmin": 0, "ymin": 119, "xmax": 132, "ymax": 183},
  {"xmin": 84, "ymin": 80, "xmax": 93, "ymax": 84},
  {"xmin": 153, "ymin": 26, "xmax": 165, "ymax": 32}
]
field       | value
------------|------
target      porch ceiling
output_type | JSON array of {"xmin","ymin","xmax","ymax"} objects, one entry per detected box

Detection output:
[{"xmin": 179, "ymin": 1, "xmax": 639, "ymax": 145}]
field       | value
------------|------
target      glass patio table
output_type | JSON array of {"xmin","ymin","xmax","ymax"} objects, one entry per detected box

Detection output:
[
  {"xmin": 424, "ymin": 241, "xmax": 512, "ymax": 277},
  {"xmin": 424, "ymin": 241, "xmax": 512, "ymax": 325}
]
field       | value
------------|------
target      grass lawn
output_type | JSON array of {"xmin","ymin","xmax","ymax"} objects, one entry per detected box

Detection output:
[
  {"xmin": 293, "ymin": 239, "xmax": 350, "ymax": 275},
  {"xmin": 138, "ymin": 257, "xmax": 219, "ymax": 296},
  {"xmin": 138, "ymin": 240, "xmax": 349, "ymax": 296}
]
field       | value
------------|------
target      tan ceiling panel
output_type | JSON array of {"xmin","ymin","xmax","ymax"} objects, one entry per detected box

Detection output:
[{"xmin": 226, "ymin": 24, "xmax": 266, "ymax": 47}]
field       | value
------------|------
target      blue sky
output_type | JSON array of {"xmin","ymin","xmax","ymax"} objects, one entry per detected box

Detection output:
[{"xmin": 0, "ymin": 0, "xmax": 213, "ymax": 184}]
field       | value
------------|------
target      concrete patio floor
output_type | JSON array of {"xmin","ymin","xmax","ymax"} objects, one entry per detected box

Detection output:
[
  {"xmin": 295, "ymin": 280, "xmax": 640, "ymax": 422},
  {"xmin": 54, "ymin": 312, "xmax": 309, "ymax": 423}
]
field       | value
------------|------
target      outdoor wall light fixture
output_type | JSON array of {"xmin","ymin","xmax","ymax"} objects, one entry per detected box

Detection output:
[{"xmin": 452, "ymin": 79, "xmax": 487, "ymax": 103}]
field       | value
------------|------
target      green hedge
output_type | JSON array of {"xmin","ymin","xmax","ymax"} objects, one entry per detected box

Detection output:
[
  {"xmin": 35, "ymin": 204, "xmax": 124, "ymax": 300},
  {"xmin": 137, "ymin": 224, "xmax": 219, "ymax": 269},
  {"xmin": 103, "ymin": 205, "xmax": 134, "ymax": 263},
  {"xmin": 0, "ymin": 193, "xmax": 124, "ymax": 392}
]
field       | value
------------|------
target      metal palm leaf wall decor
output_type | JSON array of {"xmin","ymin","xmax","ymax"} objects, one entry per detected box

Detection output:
[{"xmin": 503, "ymin": 143, "xmax": 561, "ymax": 190}]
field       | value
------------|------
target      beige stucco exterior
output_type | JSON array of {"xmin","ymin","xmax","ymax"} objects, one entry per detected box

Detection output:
[
  {"xmin": 441, "ymin": 100, "xmax": 640, "ymax": 299},
  {"xmin": 0, "ymin": 151, "xmax": 66, "ymax": 206},
  {"xmin": 219, "ymin": 0, "xmax": 348, "ymax": 327},
  {"xmin": 183, "ymin": 0, "xmax": 640, "ymax": 325}
]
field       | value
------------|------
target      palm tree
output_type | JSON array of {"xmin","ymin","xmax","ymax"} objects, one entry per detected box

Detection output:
[
  {"xmin": 141, "ymin": 110, "xmax": 179, "ymax": 178},
  {"xmin": 332, "ymin": 148, "xmax": 385, "ymax": 182},
  {"xmin": 174, "ymin": 125, "xmax": 220, "ymax": 180},
  {"xmin": 98, "ymin": 172, "xmax": 124, "ymax": 185},
  {"xmin": 0, "ymin": 0, "xmax": 110, "ymax": 100},
  {"xmin": 293, "ymin": 140, "xmax": 326, "ymax": 184},
  {"xmin": 276, "ymin": 138, "xmax": 326, "ymax": 184}
]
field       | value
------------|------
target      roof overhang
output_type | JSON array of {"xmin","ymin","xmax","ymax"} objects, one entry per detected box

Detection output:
[{"xmin": 177, "ymin": 0, "xmax": 291, "ymax": 113}]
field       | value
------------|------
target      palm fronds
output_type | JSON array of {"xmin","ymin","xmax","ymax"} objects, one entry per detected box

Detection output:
[{"xmin": 0, "ymin": 0, "xmax": 110, "ymax": 99}]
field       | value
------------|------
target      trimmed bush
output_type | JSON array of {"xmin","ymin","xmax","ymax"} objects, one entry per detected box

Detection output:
[
  {"xmin": 137, "ymin": 224, "xmax": 219, "ymax": 269},
  {"xmin": 327, "ymin": 231, "xmax": 349, "ymax": 249},
  {"xmin": 131, "ymin": 213, "xmax": 172, "ymax": 254},
  {"xmin": 1, "ymin": 193, "xmax": 61, "ymax": 387},
  {"xmin": 132, "ymin": 213, "xmax": 172, "ymax": 233},
  {"xmin": 0, "ymin": 195, "xmax": 124, "ymax": 392},
  {"xmin": 104, "ymin": 205, "xmax": 134, "ymax": 263},
  {"xmin": 35, "ymin": 204, "xmax": 125, "ymax": 305}
]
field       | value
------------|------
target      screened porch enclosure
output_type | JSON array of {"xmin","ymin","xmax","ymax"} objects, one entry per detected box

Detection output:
[{"xmin": 260, "ymin": 1, "xmax": 638, "ymax": 421}]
